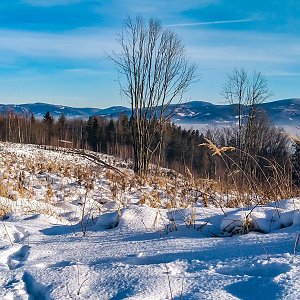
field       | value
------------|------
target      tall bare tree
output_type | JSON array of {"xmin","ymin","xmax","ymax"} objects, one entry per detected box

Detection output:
[
  {"xmin": 110, "ymin": 16, "xmax": 196, "ymax": 175},
  {"xmin": 244, "ymin": 71, "xmax": 273, "ymax": 155},
  {"xmin": 221, "ymin": 68, "xmax": 248, "ymax": 151},
  {"xmin": 222, "ymin": 69, "xmax": 272, "ymax": 151},
  {"xmin": 221, "ymin": 68, "xmax": 273, "ymax": 181}
]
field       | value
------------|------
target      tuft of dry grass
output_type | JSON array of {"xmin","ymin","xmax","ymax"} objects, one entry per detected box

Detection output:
[
  {"xmin": 199, "ymin": 138, "xmax": 235, "ymax": 156},
  {"xmin": 138, "ymin": 190, "xmax": 162, "ymax": 208},
  {"xmin": 0, "ymin": 182, "xmax": 9, "ymax": 198},
  {"xmin": 0, "ymin": 206, "xmax": 10, "ymax": 220},
  {"xmin": 198, "ymin": 138, "xmax": 299, "ymax": 208}
]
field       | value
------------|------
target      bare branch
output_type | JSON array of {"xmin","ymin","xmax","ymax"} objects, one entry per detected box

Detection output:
[{"xmin": 109, "ymin": 16, "xmax": 196, "ymax": 174}]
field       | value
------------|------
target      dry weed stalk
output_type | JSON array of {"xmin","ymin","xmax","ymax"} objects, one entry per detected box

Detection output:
[
  {"xmin": 199, "ymin": 138, "xmax": 235, "ymax": 157},
  {"xmin": 0, "ymin": 182, "xmax": 9, "ymax": 198},
  {"xmin": 66, "ymin": 261, "xmax": 89, "ymax": 300},
  {"xmin": 1, "ymin": 221, "xmax": 13, "ymax": 245},
  {"xmin": 164, "ymin": 263, "xmax": 174, "ymax": 300},
  {"xmin": 186, "ymin": 205, "xmax": 196, "ymax": 229},
  {"xmin": 293, "ymin": 233, "xmax": 300, "ymax": 259},
  {"xmin": 199, "ymin": 138, "xmax": 295, "ymax": 209}
]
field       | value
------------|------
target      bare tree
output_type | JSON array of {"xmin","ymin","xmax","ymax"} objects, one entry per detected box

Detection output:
[
  {"xmin": 244, "ymin": 71, "xmax": 273, "ymax": 155},
  {"xmin": 110, "ymin": 16, "xmax": 196, "ymax": 175},
  {"xmin": 221, "ymin": 68, "xmax": 248, "ymax": 151},
  {"xmin": 221, "ymin": 68, "xmax": 273, "ymax": 181},
  {"xmin": 222, "ymin": 69, "xmax": 272, "ymax": 150}
]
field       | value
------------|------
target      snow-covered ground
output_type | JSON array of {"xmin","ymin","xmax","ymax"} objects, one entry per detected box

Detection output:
[{"xmin": 0, "ymin": 142, "xmax": 299, "ymax": 299}]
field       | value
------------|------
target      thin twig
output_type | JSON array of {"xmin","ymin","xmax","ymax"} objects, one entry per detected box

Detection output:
[
  {"xmin": 1, "ymin": 221, "xmax": 13, "ymax": 245},
  {"xmin": 293, "ymin": 233, "xmax": 300, "ymax": 259},
  {"xmin": 255, "ymin": 235, "xmax": 270, "ymax": 261},
  {"xmin": 164, "ymin": 263, "xmax": 174, "ymax": 300}
]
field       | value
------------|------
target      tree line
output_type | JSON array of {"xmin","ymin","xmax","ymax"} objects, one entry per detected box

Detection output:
[
  {"xmin": 1, "ymin": 109, "xmax": 300, "ymax": 187},
  {"xmin": 0, "ymin": 111, "xmax": 213, "ymax": 176}
]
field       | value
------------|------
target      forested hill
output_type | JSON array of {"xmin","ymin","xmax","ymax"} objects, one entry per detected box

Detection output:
[{"xmin": 0, "ymin": 98, "xmax": 299, "ymax": 127}]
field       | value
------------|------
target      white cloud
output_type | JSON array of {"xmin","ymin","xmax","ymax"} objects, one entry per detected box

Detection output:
[
  {"xmin": 0, "ymin": 28, "xmax": 118, "ymax": 60},
  {"xmin": 177, "ymin": 28, "xmax": 300, "ymax": 66},
  {"xmin": 62, "ymin": 68, "xmax": 112, "ymax": 76},
  {"xmin": 22, "ymin": 0, "xmax": 216, "ymax": 11},
  {"xmin": 166, "ymin": 18, "xmax": 256, "ymax": 27},
  {"xmin": 0, "ymin": 25, "xmax": 299, "ymax": 76},
  {"xmin": 92, "ymin": 0, "xmax": 219, "ymax": 22},
  {"xmin": 22, "ymin": 0, "xmax": 82, "ymax": 7},
  {"xmin": 266, "ymin": 72, "xmax": 300, "ymax": 77}
]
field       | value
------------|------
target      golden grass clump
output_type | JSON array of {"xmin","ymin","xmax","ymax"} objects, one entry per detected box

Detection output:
[
  {"xmin": 199, "ymin": 138, "xmax": 235, "ymax": 156},
  {"xmin": 0, "ymin": 182, "xmax": 9, "ymax": 198},
  {"xmin": 138, "ymin": 190, "xmax": 161, "ymax": 208},
  {"xmin": 0, "ymin": 206, "xmax": 11, "ymax": 220}
]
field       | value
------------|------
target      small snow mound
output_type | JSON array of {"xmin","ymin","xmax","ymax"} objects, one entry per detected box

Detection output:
[
  {"xmin": 216, "ymin": 260, "xmax": 291, "ymax": 277},
  {"xmin": 117, "ymin": 206, "xmax": 168, "ymax": 231},
  {"xmin": 273, "ymin": 198, "xmax": 300, "ymax": 210},
  {"xmin": 221, "ymin": 205, "xmax": 300, "ymax": 235},
  {"xmin": 95, "ymin": 206, "xmax": 168, "ymax": 231},
  {"xmin": 221, "ymin": 212, "xmax": 261, "ymax": 235}
]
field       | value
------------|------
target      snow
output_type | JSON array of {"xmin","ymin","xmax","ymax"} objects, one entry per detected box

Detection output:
[
  {"xmin": 0, "ymin": 142, "xmax": 299, "ymax": 299},
  {"xmin": 221, "ymin": 205, "xmax": 300, "ymax": 235}
]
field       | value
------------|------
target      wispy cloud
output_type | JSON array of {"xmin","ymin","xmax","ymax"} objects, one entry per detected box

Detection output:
[
  {"xmin": 267, "ymin": 72, "xmax": 300, "ymax": 77},
  {"xmin": 0, "ymin": 28, "xmax": 117, "ymax": 60},
  {"xmin": 63, "ymin": 68, "xmax": 112, "ymax": 76},
  {"xmin": 92, "ymin": 0, "xmax": 219, "ymax": 23},
  {"xmin": 183, "ymin": 29, "xmax": 300, "ymax": 66},
  {"xmin": 167, "ymin": 18, "xmax": 256, "ymax": 27},
  {"xmin": 22, "ymin": 0, "xmax": 82, "ymax": 7}
]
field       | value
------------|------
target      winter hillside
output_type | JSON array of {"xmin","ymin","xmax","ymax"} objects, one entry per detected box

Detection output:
[{"xmin": 0, "ymin": 142, "xmax": 299, "ymax": 300}]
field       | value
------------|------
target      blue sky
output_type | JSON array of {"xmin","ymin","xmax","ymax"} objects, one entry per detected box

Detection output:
[{"xmin": 0, "ymin": 0, "xmax": 299, "ymax": 108}]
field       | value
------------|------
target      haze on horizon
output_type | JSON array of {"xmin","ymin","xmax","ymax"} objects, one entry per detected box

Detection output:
[{"xmin": 0, "ymin": 0, "xmax": 299, "ymax": 108}]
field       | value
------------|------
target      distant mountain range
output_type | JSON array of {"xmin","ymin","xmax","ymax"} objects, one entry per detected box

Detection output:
[
  {"xmin": 0, "ymin": 102, "xmax": 131, "ymax": 119},
  {"xmin": 0, "ymin": 99, "xmax": 299, "ymax": 129}
]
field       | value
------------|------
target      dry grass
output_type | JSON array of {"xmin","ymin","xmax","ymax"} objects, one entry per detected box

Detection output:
[
  {"xmin": 0, "ymin": 206, "xmax": 10, "ymax": 220},
  {"xmin": 0, "ymin": 140, "xmax": 296, "ymax": 224},
  {"xmin": 0, "ymin": 145, "xmax": 102, "ymax": 219},
  {"xmin": 199, "ymin": 138, "xmax": 299, "ymax": 208}
]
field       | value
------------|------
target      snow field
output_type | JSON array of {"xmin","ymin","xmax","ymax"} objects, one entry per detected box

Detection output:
[{"xmin": 0, "ymin": 142, "xmax": 299, "ymax": 299}]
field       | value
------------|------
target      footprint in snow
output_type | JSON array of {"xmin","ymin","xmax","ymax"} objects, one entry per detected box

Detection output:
[
  {"xmin": 3, "ymin": 273, "xmax": 50, "ymax": 300},
  {"xmin": 7, "ymin": 245, "xmax": 30, "ymax": 270},
  {"xmin": 13, "ymin": 225, "xmax": 30, "ymax": 243},
  {"xmin": 218, "ymin": 261, "xmax": 292, "ymax": 300},
  {"xmin": 3, "ymin": 276, "xmax": 29, "ymax": 300},
  {"xmin": 2, "ymin": 223, "xmax": 29, "ymax": 243},
  {"xmin": 22, "ymin": 272, "xmax": 50, "ymax": 300}
]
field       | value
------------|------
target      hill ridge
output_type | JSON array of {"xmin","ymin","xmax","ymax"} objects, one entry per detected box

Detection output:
[{"xmin": 0, "ymin": 98, "xmax": 299, "ymax": 128}]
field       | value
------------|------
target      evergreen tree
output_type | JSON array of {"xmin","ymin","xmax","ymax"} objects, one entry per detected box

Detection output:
[
  {"xmin": 86, "ymin": 117, "xmax": 99, "ymax": 151},
  {"xmin": 57, "ymin": 113, "xmax": 67, "ymax": 140},
  {"xmin": 106, "ymin": 118, "xmax": 115, "ymax": 144},
  {"xmin": 42, "ymin": 111, "xmax": 54, "ymax": 144}
]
